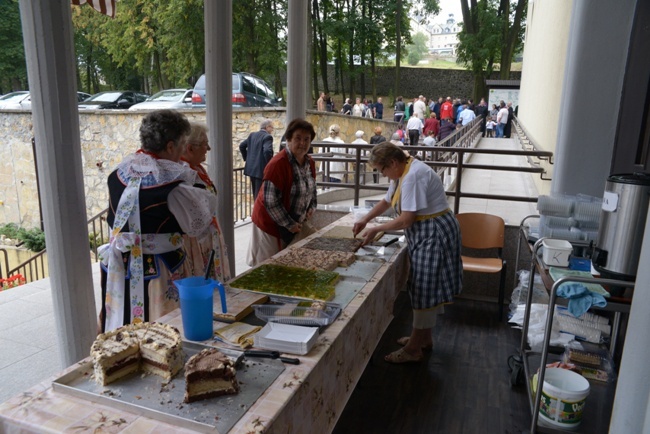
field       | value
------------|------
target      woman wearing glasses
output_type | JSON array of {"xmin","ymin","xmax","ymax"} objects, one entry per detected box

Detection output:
[{"xmin": 353, "ymin": 142, "xmax": 462, "ymax": 363}]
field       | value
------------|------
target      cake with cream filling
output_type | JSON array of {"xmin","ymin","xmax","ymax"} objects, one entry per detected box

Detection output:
[
  {"xmin": 91, "ymin": 322, "xmax": 184, "ymax": 386},
  {"xmin": 184, "ymin": 348, "xmax": 240, "ymax": 403}
]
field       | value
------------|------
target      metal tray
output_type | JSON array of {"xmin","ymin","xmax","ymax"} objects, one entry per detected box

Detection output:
[{"xmin": 52, "ymin": 342, "xmax": 284, "ymax": 433}]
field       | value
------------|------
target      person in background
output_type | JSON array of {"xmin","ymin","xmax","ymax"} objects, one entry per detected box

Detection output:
[
  {"xmin": 394, "ymin": 96, "xmax": 406, "ymax": 123},
  {"xmin": 496, "ymin": 101, "xmax": 509, "ymax": 138},
  {"xmin": 458, "ymin": 104, "xmax": 476, "ymax": 126},
  {"xmin": 321, "ymin": 124, "xmax": 347, "ymax": 182},
  {"xmin": 374, "ymin": 97, "xmax": 384, "ymax": 119},
  {"xmin": 485, "ymin": 116, "xmax": 496, "ymax": 137},
  {"xmin": 440, "ymin": 97, "xmax": 454, "ymax": 124},
  {"xmin": 370, "ymin": 126, "xmax": 387, "ymax": 145},
  {"xmin": 423, "ymin": 129, "xmax": 437, "ymax": 147},
  {"xmin": 181, "ymin": 122, "xmax": 230, "ymax": 283},
  {"xmin": 504, "ymin": 101, "xmax": 514, "ymax": 138},
  {"xmin": 352, "ymin": 130, "xmax": 368, "ymax": 145},
  {"xmin": 433, "ymin": 97, "xmax": 442, "ymax": 120},
  {"xmin": 325, "ymin": 93, "xmax": 333, "ymax": 112},
  {"xmin": 406, "ymin": 112, "xmax": 423, "ymax": 150},
  {"xmin": 389, "ymin": 133, "xmax": 403, "ymax": 146},
  {"xmin": 364, "ymin": 99, "xmax": 374, "ymax": 118},
  {"xmin": 475, "ymin": 98, "xmax": 489, "ymax": 136},
  {"xmin": 414, "ymin": 95, "xmax": 427, "ymax": 121},
  {"xmin": 490, "ymin": 103, "xmax": 499, "ymax": 119},
  {"xmin": 438, "ymin": 116, "xmax": 457, "ymax": 142},
  {"xmin": 423, "ymin": 112, "xmax": 440, "ymax": 138},
  {"xmin": 99, "ymin": 109, "xmax": 216, "ymax": 332},
  {"xmin": 341, "ymin": 98, "xmax": 352, "ymax": 115},
  {"xmin": 317, "ymin": 92, "xmax": 326, "ymax": 111},
  {"xmin": 353, "ymin": 143, "xmax": 462, "ymax": 363},
  {"xmin": 247, "ymin": 118, "xmax": 318, "ymax": 267},
  {"xmin": 352, "ymin": 98, "xmax": 363, "ymax": 116},
  {"xmin": 239, "ymin": 119, "xmax": 274, "ymax": 199}
]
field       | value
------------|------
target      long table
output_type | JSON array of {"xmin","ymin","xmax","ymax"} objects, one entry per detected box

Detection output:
[{"xmin": 0, "ymin": 214, "xmax": 409, "ymax": 433}]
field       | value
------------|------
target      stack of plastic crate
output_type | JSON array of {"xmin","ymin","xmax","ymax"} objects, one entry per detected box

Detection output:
[{"xmin": 537, "ymin": 194, "xmax": 601, "ymax": 243}]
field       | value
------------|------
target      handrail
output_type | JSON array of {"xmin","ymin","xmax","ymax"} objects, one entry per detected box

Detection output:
[{"xmin": 511, "ymin": 114, "xmax": 553, "ymax": 180}]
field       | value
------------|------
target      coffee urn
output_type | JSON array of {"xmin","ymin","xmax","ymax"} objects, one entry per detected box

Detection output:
[{"xmin": 593, "ymin": 172, "xmax": 650, "ymax": 280}]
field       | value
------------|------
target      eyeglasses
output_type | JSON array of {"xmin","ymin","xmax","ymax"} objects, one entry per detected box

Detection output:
[{"xmin": 193, "ymin": 141, "xmax": 210, "ymax": 148}]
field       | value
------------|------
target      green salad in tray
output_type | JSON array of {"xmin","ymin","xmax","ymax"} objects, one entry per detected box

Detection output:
[{"xmin": 229, "ymin": 264, "xmax": 339, "ymax": 301}]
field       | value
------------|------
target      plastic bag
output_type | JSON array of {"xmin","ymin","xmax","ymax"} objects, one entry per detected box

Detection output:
[
  {"xmin": 509, "ymin": 303, "xmax": 574, "ymax": 352},
  {"xmin": 508, "ymin": 270, "xmax": 549, "ymax": 319}
]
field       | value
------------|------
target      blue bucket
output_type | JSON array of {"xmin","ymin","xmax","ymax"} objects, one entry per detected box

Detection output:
[{"xmin": 174, "ymin": 277, "xmax": 217, "ymax": 341}]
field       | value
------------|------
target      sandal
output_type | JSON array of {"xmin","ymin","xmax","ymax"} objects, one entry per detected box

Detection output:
[
  {"xmin": 384, "ymin": 348, "xmax": 424, "ymax": 364},
  {"xmin": 396, "ymin": 336, "xmax": 433, "ymax": 351}
]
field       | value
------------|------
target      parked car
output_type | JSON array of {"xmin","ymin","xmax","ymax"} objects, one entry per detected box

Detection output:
[
  {"xmin": 128, "ymin": 89, "xmax": 193, "ymax": 111},
  {"xmin": 0, "ymin": 91, "xmax": 31, "ymax": 109},
  {"xmin": 191, "ymin": 72, "xmax": 283, "ymax": 108},
  {"xmin": 78, "ymin": 91, "xmax": 149, "ymax": 110},
  {"xmin": 77, "ymin": 91, "xmax": 92, "ymax": 102}
]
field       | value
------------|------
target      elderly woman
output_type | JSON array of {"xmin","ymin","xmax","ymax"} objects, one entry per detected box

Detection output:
[
  {"xmin": 353, "ymin": 143, "xmax": 462, "ymax": 363},
  {"xmin": 180, "ymin": 122, "xmax": 230, "ymax": 283},
  {"xmin": 247, "ymin": 118, "xmax": 318, "ymax": 267},
  {"xmin": 322, "ymin": 123, "xmax": 347, "ymax": 182},
  {"xmin": 99, "ymin": 110, "xmax": 216, "ymax": 332}
]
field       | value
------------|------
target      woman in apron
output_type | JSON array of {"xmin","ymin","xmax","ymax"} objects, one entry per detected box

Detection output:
[{"xmin": 353, "ymin": 143, "xmax": 463, "ymax": 363}]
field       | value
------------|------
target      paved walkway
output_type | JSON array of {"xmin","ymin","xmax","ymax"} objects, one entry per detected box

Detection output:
[{"xmin": 0, "ymin": 137, "xmax": 537, "ymax": 404}]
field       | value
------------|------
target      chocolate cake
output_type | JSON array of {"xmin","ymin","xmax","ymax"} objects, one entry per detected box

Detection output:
[
  {"xmin": 184, "ymin": 348, "xmax": 240, "ymax": 403},
  {"xmin": 91, "ymin": 322, "xmax": 184, "ymax": 386}
]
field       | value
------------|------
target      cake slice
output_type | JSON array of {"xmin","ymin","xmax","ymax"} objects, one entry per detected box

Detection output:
[
  {"xmin": 184, "ymin": 348, "xmax": 240, "ymax": 403},
  {"xmin": 91, "ymin": 327, "xmax": 141, "ymax": 386},
  {"xmin": 133, "ymin": 322, "xmax": 184, "ymax": 381}
]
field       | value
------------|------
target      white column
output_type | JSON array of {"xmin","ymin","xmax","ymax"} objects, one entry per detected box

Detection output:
[
  {"xmin": 286, "ymin": 0, "xmax": 308, "ymax": 122},
  {"xmin": 551, "ymin": 0, "xmax": 635, "ymax": 197},
  {"xmin": 610, "ymin": 210, "xmax": 650, "ymax": 432},
  {"xmin": 19, "ymin": 0, "xmax": 96, "ymax": 365},
  {"xmin": 204, "ymin": 1, "xmax": 235, "ymax": 278}
]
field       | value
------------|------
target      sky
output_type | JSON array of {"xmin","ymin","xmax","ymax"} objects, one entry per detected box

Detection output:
[{"xmin": 436, "ymin": 0, "xmax": 463, "ymax": 22}]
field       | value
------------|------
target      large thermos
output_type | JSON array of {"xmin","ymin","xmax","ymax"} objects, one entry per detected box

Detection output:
[{"xmin": 592, "ymin": 173, "xmax": 650, "ymax": 280}]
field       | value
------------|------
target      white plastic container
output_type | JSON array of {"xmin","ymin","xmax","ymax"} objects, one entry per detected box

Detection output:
[
  {"xmin": 537, "ymin": 368, "xmax": 590, "ymax": 428},
  {"xmin": 542, "ymin": 239, "xmax": 573, "ymax": 267}
]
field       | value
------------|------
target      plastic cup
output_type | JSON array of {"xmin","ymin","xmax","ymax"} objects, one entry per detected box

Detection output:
[{"xmin": 174, "ymin": 277, "xmax": 216, "ymax": 341}]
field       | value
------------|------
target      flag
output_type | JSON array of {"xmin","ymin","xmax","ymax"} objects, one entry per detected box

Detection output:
[{"xmin": 71, "ymin": 0, "xmax": 116, "ymax": 18}]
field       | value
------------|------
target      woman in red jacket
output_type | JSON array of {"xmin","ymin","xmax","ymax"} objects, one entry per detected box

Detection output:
[{"xmin": 247, "ymin": 118, "xmax": 318, "ymax": 266}]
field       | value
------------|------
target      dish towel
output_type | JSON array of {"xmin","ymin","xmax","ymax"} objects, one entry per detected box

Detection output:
[{"xmin": 557, "ymin": 283, "xmax": 607, "ymax": 317}]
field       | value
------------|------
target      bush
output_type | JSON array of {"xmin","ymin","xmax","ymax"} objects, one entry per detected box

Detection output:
[
  {"xmin": 0, "ymin": 223, "xmax": 20, "ymax": 240},
  {"xmin": 18, "ymin": 228, "xmax": 46, "ymax": 252}
]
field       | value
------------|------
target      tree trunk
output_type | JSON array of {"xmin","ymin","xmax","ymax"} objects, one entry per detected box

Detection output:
[
  {"xmin": 394, "ymin": 0, "xmax": 402, "ymax": 102},
  {"xmin": 313, "ymin": 0, "xmax": 329, "ymax": 95},
  {"xmin": 500, "ymin": 0, "xmax": 527, "ymax": 78}
]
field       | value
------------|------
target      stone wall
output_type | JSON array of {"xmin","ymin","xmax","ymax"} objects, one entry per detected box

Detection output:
[
  {"xmin": 0, "ymin": 108, "xmax": 397, "ymax": 228},
  {"xmin": 312, "ymin": 65, "xmax": 521, "ymax": 101}
]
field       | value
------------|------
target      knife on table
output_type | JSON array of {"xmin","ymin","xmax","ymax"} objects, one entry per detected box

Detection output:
[{"xmin": 244, "ymin": 350, "xmax": 301, "ymax": 365}]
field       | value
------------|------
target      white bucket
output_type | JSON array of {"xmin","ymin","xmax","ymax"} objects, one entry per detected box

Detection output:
[
  {"xmin": 537, "ymin": 368, "xmax": 590, "ymax": 428},
  {"xmin": 542, "ymin": 239, "xmax": 573, "ymax": 267}
]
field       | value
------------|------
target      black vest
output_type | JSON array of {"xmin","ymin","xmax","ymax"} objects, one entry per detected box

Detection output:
[{"xmin": 107, "ymin": 170, "xmax": 183, "ymax": 234}]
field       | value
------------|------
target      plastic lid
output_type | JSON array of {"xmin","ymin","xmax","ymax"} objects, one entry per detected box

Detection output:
[{"xmin": 607, "ymin": 172, "xmax": 650, "ymax": 186}]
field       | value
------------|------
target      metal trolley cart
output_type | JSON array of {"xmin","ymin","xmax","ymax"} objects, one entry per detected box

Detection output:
[{"xmin": 510, "ymin": 216, "xmax": 634, "ymax": 433}]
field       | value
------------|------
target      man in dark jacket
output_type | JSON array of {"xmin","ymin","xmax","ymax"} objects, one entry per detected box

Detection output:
[{"xmin": 240, "ymin": 120, "xmax": 274, "ymax": 198}]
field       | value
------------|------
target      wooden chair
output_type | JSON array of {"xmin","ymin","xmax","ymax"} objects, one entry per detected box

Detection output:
[{"xmin": 456, "ymin": 213, "xmax": 507, "ymax": 320}]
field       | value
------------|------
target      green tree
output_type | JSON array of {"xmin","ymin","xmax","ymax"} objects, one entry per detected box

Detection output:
[
  {"xmin": 0, "ymin": 0, "xmax": 27, "ymax": 93},
  {"xmin": 456, "ymin": 0, "xmax": 527, "ymax": 101}
]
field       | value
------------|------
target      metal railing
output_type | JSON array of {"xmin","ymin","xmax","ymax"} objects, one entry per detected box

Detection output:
[{"xmin": 1, "ymin": 117, "xmax": 551, "ymax": 282}]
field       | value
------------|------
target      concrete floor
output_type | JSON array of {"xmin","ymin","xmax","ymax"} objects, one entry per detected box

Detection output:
[{"xmin": 0, "ymin": 136, "xmax": 537, "ymax": 404}]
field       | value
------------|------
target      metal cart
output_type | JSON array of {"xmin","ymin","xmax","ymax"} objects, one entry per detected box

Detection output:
[{"xmin": 511, "ymin": 217, "xmax": 635, "ymax": 433}]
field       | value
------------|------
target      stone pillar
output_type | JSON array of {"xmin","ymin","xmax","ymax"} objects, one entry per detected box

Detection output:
[
  {"xmin": 204, "ymin": 1, "xmax": 235, "ymax": 278},
  {"xmin": 286, "ymin": 0, "xmax": 308, "ymax": 122},
  {"xmin": 19, "ymin": 0, "xmax": 96, "ymax": 365}
]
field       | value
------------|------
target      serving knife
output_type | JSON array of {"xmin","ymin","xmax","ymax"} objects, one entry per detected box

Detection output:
[{"xmin": 244, "ymin": 350, "xmax": 301, "ymax": 365}]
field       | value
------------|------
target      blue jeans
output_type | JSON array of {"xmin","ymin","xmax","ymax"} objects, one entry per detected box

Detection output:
[{"xmin": 496, "ymin": 123, "xmax": 505, "ymax": 138}]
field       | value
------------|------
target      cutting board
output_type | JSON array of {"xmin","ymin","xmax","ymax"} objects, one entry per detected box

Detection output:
[{"xmin": 213, "ymin": 286, "xmax": 269, "ymax": 322}]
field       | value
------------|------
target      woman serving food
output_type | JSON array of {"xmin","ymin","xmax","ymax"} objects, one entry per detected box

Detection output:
[
  {"xmin": 353, "ymin": 142, "xmax": 463, "ymax": 363},
  {"xmin": 247, "ymin": 118, "xmax": 318, "ymax": 266}
]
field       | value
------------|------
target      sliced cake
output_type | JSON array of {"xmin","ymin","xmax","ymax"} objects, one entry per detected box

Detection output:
[
  {"xmin": 184, "ymin": 348, "xmax": 240, "ymax": 403},
  {"xmin": 91, "ymin": 322, "xmax": 184, "ymax": 386},
  {"xmin": 91, "ymin": 326, "xmax": 141, "ymax": 386}
]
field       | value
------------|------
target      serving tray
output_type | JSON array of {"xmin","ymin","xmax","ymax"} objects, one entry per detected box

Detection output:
[{"xmin": 52, "ymin": 342, "xmax": 284, "ymax": 433}]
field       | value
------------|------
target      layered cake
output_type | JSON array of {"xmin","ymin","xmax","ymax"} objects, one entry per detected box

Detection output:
[
  {"xmin": 184, "ymin": 348, "xmax": 240, "ymax": 403},
  {"xmin": 91, "ymin": 322, "xmax": 184, "ymax": 386}
]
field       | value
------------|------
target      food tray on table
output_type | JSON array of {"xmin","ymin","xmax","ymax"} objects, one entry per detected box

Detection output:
[
  {"xmin": 52, "ymin": 341, "xmax": 284, "ymax": 434},
  {"xmin": 228, "ymin": 264, "xmax": 339, "ymax": 301},
  {"xmin": 253, "ymin": 299, "xmax": 342, "ymax": 327}
]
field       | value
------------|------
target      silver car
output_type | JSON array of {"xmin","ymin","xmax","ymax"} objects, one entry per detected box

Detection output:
[
  {"xmin": 0, "ymin": 91, "xmax": 30, "ymax": 109},
  {"xmin": 128, "ymin": 89, "xmax": 193, "ymax": 111}
]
